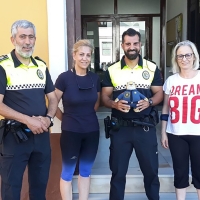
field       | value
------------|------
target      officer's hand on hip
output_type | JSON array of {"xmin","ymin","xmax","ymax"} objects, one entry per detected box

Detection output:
[
  {"xmin": 116, "ymin": 100, "xmax": 130, "ymax": 113},
  {"xmin": 26, "ymin": 116, "xmax": 48, "ymax": 134}
]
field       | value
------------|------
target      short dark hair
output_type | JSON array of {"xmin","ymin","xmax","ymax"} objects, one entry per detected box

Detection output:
[{"xmin": 122, "ymin": 28, "xmax": 141, "ymax": 43}]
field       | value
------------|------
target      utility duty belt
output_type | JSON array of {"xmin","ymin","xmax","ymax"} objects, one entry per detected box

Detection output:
[
  {"xmin": 104, "ymin": 107, "xmax": 159, "ymax": 139},
  {"xmin": 0, "ymin": 119, "xmax": 31, "ymax": 144}
]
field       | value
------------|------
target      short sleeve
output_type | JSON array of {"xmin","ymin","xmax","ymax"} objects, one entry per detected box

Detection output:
[
  {"xmin": 151, "ymin": 67, "xmax": 163, "ymax": 86},
  {"xmin": 0, "ymin": 65, "xmax": 7, "ymax": 95},
  {"xmin": 163, "ymin": 77, "xmax": 171, "ymax": 95},
  {"xmin": 44, "ymin": 68, "xmax": 55, "ymax": 94},
  {"xmin": 101, "ymin": 70, "xmax": 113, "ymax": 87},
  {"xmin": 55, "ymin": 72, "xmax": 66, "ymax": 92},
  {"xmin": 96, "ymin": 76, "xmax": 101, "ymax": 92}
]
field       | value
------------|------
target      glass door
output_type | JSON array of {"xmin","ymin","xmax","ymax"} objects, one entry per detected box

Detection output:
[
  {"xmin": 82, "ymin": 19, "xmax": 113, "ymax": 80},
  {"xmin": 118, "ymin": 17, "xmax": 151, "ymax": 60},
  {"xmin": 119, "ymin": 21, "xmax": 146, "ymax": 58},
  {"xmin": 82, "ymin": 16, "xmax": 152, "ymax": 80}
]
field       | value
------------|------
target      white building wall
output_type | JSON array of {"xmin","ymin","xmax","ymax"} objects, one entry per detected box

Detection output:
[
  {"xmin": 47, "ymin": 0, "xmax": 68, "ymax": 83},
  {"xmin": 47, "ymin": 0, "xmax": 68, "ymax": 133},
  {"xmin": 167, "ymin": 0, "xmax": 187, "ymax": 40}
]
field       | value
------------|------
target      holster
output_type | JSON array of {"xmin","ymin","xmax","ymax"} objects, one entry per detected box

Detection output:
[
  {"xmin": 149, "ymin": 107, "xmax": 159, "ymax": 126},
  {"xmin": 0, "ymin": 119, "xmax": 6, "ymax": 144},
  {"xmin": 135, "ymin": 107, "xmax": 159, "ymax": 127},
  {"xmin": 7, "ymin": 120, "xmax": 29, "ymax": 143},
  {"xmin": 104, "ymin": 116, "xmax": 111, "ymax": 139}
]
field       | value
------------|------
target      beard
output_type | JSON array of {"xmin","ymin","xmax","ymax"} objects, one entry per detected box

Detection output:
[
  {"xmin": 15, "ymin": 44, "xmax": 34, "ymax": 59},
  {"xmin": 124, "ymin": 49, "xmax": 140, "ymax": 60}
]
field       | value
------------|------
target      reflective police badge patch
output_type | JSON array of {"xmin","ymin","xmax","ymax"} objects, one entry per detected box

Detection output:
[
  {"xmin": 142, "ymin": 70, "xmax": 150, "ymax": 80},
  {"xmin": 124, "ymin": 92, "xmax": 130, "ymax": 98},
  {"xmin": 37, "ymin": 69, "xmax": 44, "ymax": 79}
]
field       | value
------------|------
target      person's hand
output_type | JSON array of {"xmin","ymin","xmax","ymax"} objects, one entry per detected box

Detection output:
[
  {"xmin": 26, "ymin": 116, "xmax": 49, "ymax": 134},
  {"xmin": 116, "ymin": 100, "xmax": 130, "ymax": 113},
  {"xmin": 161, "ymin": 132, "xmax": 169, "ymax": 149},
  {"xmin": 136, "ymin": 99, "xmax": 149, "ymax": 112},
  {"xmin": 34, "ymin": 116, "xmax": 51, "ymax": 128}
]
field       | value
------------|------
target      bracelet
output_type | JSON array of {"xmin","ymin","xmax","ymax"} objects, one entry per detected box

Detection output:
[{"xmin": 160, "ymin": 114, "xmax": 169, "ymax": 121}]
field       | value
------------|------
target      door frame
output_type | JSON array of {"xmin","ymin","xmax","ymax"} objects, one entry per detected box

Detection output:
[
  {"xmin": 66, "ymin": 0, "xmax": 166, "ymax": 76},
  {"xmin": 82, "ymin": 15, "xmax": 154, "ymax": 63}
]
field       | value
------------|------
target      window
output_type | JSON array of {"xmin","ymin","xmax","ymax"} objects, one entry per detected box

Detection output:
[{"xmin": 102, "ymin": 42, "xmax": 112, "ymax": 56}]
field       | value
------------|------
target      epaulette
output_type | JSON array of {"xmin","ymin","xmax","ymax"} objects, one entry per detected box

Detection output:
[
  {"xmin": 143, "ymin": 57, "xmax": 156, "ymax": 65},
  {"xmin": 0, "ymin": 55, "xmax": 9, "ymax": 62},
  {"xmin": 34, "ymin": 56, "xmax": 46, "ymax": 64},
  {"xmin": 109, "ymin": 60, "xmax": 120, "ymax": 67},
  {"xmin": 143, "ymin": 58, "xmax": 157, "ymax": 72}
]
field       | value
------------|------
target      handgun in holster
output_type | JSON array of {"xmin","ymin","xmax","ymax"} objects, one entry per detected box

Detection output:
[
  {"xmin": 0, "ymin": 119, "xmax": 6, "ymax": 144},
  {"xmin": 149, "ymin": 107, "xmax": 159, "ymax": 126},
  {"xmin": 104, "ymin": 116, "xmax": 111, "ymax": 139},
  {"xmin": 110, "ymin": 117, "xmax": 121, "ymax": 131},
  {"xmin": 7, "ymin": 120, "xmax": 28, "ymax": 143},
  {"xmin": 137, "ymin": 107, "xmax": 159, "ymax": 127}
]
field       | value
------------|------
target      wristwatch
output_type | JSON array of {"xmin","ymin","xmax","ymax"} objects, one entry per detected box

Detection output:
[
  {"xmin": 46, "ymin": 115, "xmax": 54, "ymax": 127},
  {"xmin": 148, "ymin": 98, "xmax": 153, "ymax": 106}
]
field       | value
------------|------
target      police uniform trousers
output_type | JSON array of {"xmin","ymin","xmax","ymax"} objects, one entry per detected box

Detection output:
[
  {"xmin": 109, "ymin": 125, "xmax": 160, "ymax": 200},
  {"xmin": 0, "ymin": 130, "xmax": 51, "ymax": 200}
]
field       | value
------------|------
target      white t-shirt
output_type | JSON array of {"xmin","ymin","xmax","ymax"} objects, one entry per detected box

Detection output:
[{"xmin": 163, "ymin": 71, "xmax": 200, "ymax": 136}]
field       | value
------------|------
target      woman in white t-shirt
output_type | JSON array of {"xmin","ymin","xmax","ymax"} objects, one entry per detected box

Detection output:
[{"xmin": 161, "ymin": 40, "xmax": 200, "ymax": 200}]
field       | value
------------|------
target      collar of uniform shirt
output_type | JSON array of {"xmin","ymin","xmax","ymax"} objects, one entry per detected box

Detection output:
[
  {"xmin": 10, "ymin": 49, "xmax": 38, "ymax": 68},
  {"xmin": 120, "ymin": 54, "xmax": 143, "ymax": 69}
]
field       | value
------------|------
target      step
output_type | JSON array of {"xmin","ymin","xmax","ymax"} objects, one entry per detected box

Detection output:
[
  {"xmin": 72, "ymin": 192, "xmax": 199, "ymax": 200},
  {"xmin": 72, "ymin": 175, "xmax": 196, "ymax": 193}
]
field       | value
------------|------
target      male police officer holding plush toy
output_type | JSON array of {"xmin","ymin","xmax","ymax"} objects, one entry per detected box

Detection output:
[
  {"xmin": 101, "ymin": 28, "xmax": 163, "ymax": 200},
  {"xmin": 0, "ymin": 20, "xmax": 58, "ymax": 200}
]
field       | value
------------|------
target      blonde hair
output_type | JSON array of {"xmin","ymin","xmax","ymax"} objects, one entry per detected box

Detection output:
[
  {"xmin": 171, "ymin": 40, "xmax": 199, "ymax": 74},
  {"xmin": 72, "ymin": 39, "xmax": 94, "ymax": 54}
]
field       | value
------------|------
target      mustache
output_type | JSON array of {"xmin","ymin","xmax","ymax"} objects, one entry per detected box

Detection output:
[
  {"xmin": 127, "ymin": 49, "xmax": 137, "ymax": 53},
  {"xmin": 23, "ymin": 46, "xmax": 33, "ymax": 48}
]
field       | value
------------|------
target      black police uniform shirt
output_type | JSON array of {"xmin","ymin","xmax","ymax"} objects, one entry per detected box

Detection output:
[
  {"xmin": 101, "ymin": 55, "xmax": 163, "ymax": 119},
  {"xmin": 0, "ymin": 50, "xmax": 55, "ymax": 117},
  {"xmin": 55, "ymin": 70, "xmax": 100, "ymax": 133}
]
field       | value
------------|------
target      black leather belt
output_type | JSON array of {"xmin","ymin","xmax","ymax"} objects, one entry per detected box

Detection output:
[
  {"xmin": 117, "ymin": 119, "xmax": 139, "ymax": 127},
  {"xmin": 112, "ymin": 116, "xmax": 154, "ymax": 127},
  {"xmin": 111, "ymin": 117, "xmax": 152, "ymax": 132}
]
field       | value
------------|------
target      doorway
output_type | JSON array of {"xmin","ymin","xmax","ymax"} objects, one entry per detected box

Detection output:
[{"xmin": 82, "ymin": 15, "xmax": 152, "ymax": 80}]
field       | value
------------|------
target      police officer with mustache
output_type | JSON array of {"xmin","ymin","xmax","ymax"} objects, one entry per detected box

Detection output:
[{"xmin": 0, "ymin": 20, "xmax": 58, "ymax": 200}]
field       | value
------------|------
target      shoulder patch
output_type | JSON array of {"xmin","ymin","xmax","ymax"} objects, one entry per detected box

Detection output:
[
  {"xmin": 0, "ymin": 55, "xmax": 9, "ymax": 62},
  {"xmin": 34, "ymin": 56, "xmax": 46, "ymax": 64}
]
